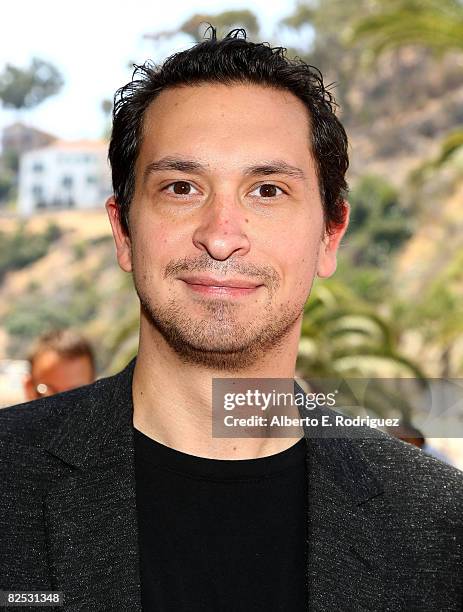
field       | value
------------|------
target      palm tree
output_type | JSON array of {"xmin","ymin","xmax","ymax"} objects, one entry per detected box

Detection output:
[
  {"xmin": 351, "ymin": 0, "xmax": 463, "ymax": 57},
  {"xmin": 297, "ymin": 280, "xmax": 430, "ymax": 421},
  {"xmin": 350, "ymin": 0, "xmax": 463, "ymax": 168},
  {"xmin": 298, "ymin": 279, "xmax": 426, "ymax": 380}
]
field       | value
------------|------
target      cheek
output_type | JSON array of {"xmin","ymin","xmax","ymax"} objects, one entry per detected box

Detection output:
[
  {"xmin": 131, "ymin": 221, "xmax": 187, "ymax": 283},
  {"xmin": 276, "ymin": 227, "xmax": 322, "ymax": 298},
  {"xmin": 280, "ymin": 223, "xmax": 321, "ymax": 268}
]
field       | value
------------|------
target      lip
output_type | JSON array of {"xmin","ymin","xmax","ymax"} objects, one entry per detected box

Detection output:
[
  {"xmin": 179, "ymin": 275, "xmax": 262, "ymax": 289},
  {"xmin": 178, "ymin": 275, "xmax": 264, "ymax": 297}
]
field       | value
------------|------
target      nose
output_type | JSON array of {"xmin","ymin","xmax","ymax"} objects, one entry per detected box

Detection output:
[{"xmin": 192, "ymin": 194, "xmax": 251, "ymax": 261}]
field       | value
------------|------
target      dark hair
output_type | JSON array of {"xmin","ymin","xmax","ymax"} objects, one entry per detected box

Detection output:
[
  {"xmin": 28, "ymin": 329, "xmax": 95, "ymax": 374},
  {"xmin": 109, "ymin": 26, "xmax": 349, "ymax": 235}
]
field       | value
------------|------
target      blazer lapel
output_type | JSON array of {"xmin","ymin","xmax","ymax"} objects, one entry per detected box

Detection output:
[
  {"xmin": 304, "ymin": 432, "xmax": 402, "ymax": 611},
  {"xmin": 42, "ymin": 360, "xmax": 142, "ymax": 611}
]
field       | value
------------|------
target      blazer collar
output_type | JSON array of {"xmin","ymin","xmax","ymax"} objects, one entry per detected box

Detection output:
[
  {"xmin": 42, "ymin": 358, "xmax": 137, "ymax": 469},
  {"xmin": 43, "ymin": 360, "xmax": 384, "ymax": 505}
]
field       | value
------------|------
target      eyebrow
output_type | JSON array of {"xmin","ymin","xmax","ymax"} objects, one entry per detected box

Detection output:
[{"xmin": 143, "ymin": 156, "xmax": 307, "ymax": 184}]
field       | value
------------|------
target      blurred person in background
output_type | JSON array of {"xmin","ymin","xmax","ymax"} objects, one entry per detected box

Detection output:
[
  {"xmin": 23, "ymin": 328, "xmax": 95, "ymax": 400},
  {"xmin": 387, "ymin": 422, "xmax": 425, "ymax": 449}
]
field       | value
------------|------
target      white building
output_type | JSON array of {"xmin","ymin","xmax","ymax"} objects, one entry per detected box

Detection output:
[{"xmin": 18, "ymin": 140, "xmax": 112, "ymax": 215}]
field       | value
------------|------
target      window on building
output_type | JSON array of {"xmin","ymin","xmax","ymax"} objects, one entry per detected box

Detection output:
[
  {"xmin": 86, "ymin": 175, "xmax": 97, "ymax": 184},
  {"xmin": 32, "ymin": 185, "xmax": 43, "ymax": 198},
  {"xmin": 61, "ymin": 175, "xmax": 73, "ymax": 188},
  {"xmin": 32, "ymin": 162, "xmax": 44, "ymax": 172}
]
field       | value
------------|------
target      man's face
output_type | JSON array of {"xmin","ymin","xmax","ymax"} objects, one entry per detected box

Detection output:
[
  {"xmin": 24, "ymin": 350, "xmax": 94, "ymax": 400},
  {"xmin": 107, "ymin": 83, "xmax": 349, "ymax": 370}
]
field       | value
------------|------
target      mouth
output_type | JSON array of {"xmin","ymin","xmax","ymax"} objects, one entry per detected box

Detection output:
[{"xmin": 178, "ymin": 275, "xmax": 264, "ymax": 298}]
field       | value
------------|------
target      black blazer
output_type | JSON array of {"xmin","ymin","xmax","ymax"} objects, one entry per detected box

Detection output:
[{"xmin": 1, "ymin": 359, "xmax": 462, "ymax": 611}]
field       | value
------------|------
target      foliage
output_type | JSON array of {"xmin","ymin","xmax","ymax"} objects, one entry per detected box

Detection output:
[
  {"xmin": 344, "ymin": 175, "xmax": 413, "ymax": 267},
  {"xmin": 401, "ymin": 249, "xmax": 463, "ymax": 376},
  {"xmin": 144, "ymin": 10, "xmax": 259, "ymax": 45},
  {"xmin": 280, "ymin": 0, "xmax": 376, "ymax": 120},
  {"xmin": 179, "ymin": 10, "xmax": 259, "ymax": 42},
  {"xmin": 2, "ymin": 150, "xmax": 19, "ymax": 174},
  {"xmin": 4, "ymin": 249, "xmax": 102, "ymax": 358},
  {"xmin": 101, "ymin": 98, "xmax": 113, "ymax": 140},
  {"xmin": 412, "ymin": 129, "xmax": 463, "ymax": 184},
  {"xmin": 298, "ymin": 280, "xmax": 426, "ymax": 381},
  {"xmin": 0, "ymin": 57, "xmax": 64, "ymax": 111},
  {"xmin": 72, "ymin": 241, "xmax": 87, "ymax": 261},
  {"xmin": 101, "ymin": 98, "xmax": 113, "ymax": 116},
  {"xmin": 349, "ymin": 0, "xmax": 463, "ymax": 157},
  {"xmin": 436, "ymin": 129, "xmax": 463, "ymax": 165},
  {"xmin": 334, "ymin": 258, "xmax": 390, "ymax": 304},
  {"xmin": 4, "ymin": 273, "xmax": 100, "ymax": 358},
  {"xmin": 0, "ymin": 222, "xmax": 62, "ymax": 281},
  {"xmin": 350, "ymin": 0, "xmax": 463, "ymax": 57},
  {"xmin": 0, "ymin": 168, "xmax": 15, "ymax": 203}
]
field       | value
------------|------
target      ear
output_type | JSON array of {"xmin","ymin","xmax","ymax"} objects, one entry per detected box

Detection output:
[
  {"xmin": 316, "ymin": 200, "xmax": 350, "ymax": 278},
  {"xmin": 105, "ymin": 196, "xmax": 133, "ymax": 273}
]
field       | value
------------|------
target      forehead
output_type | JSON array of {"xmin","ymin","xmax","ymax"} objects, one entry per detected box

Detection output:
[
  {"xmin": 32, "ymin": 350, "xmax": 91, "ymax": 377},
  {"xmin": 139, "ymin": 82, "xmax": 313, "ymax": 167}
]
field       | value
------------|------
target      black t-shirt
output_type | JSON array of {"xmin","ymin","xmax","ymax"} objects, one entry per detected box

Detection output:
[{"xmin": 134, "ymin": 427, "xmax": 308, "ymax": 612}]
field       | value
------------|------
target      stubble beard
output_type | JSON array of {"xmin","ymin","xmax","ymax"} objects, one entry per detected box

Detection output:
[{"xmin": 134, "ymin": 283, "xmax": 306, "ymax": 372}]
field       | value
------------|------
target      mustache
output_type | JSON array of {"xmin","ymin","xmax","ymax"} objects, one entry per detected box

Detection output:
[{"xmin": 164, "ymin": 253, "xmax": 281, "ymax": 292}]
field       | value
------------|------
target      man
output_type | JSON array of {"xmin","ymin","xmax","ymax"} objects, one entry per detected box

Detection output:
[
  {"xmin": 1, "ymin": 28, "xmax": 462, "ymax": 611},
  {"xmin": 23, "ymin": 329, "xmax": 95, "ymax": 400}
]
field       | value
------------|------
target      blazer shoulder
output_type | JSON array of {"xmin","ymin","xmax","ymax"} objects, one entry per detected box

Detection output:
[
  {"xmin": 355, "ymin": 428, "xmax": 463, "ymax": 509},
  {"xmin": 0, "ymin": 373, "xmax": 117, "ymax": 450}
]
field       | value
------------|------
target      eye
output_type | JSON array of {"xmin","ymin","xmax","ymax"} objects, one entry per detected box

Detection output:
[
  {"xmin": 249, "ymin": 184, "xmax": 285, "ymax": 198},
  {"xmin": 164, "ymin": 181, "xmax": 200, "ymax": 195}
]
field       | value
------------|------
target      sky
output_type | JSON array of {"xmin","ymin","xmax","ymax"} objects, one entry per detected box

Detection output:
[{"xmin": 0, "ymin": 0, "xmax": 301, "ymax": 141}]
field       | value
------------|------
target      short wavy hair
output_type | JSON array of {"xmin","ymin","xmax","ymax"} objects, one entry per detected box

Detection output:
[
  {"xmin": 109, "ymin": 26, "xmax": 349, "ymax": 235},
  {"xmin": 27, "ymin": 328, "xmax": 95, "ymax": 374}
]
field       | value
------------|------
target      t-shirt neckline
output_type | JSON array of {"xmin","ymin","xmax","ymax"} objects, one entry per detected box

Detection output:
[{"xmin": 134, "ymin": 427, "xmax": 307, "ymax": 481}]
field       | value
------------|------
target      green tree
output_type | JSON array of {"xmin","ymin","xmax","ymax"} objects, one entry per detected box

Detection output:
[
  {"xmin": 179, "ymin": 10, "xmax": 259, "ymax": 42},
  {"xmin": 298, "ymin": 280, "xmax": 424, "ymax": 377},
  {"xmin": 350, "ymin": 0, "xmax": 463, "ymax": 161},
  {"xmin": 279, "ymin": 0, "xmax": 376, "ymax": 120},
  {"xmin": 0, "ymin": 221, "xmax": 62, "ymax": 281},
  {"xmin": 297, "ymin": 280, "xmax": 427, "ymax": 420},
  {"xmin": 144, "ymin": 10, "xmax": 259, "ymax": 45},
  {"xmin": 346, "ymin": 175, "xmax": 413, "ymax": 267},
  {"xmin": 398, "ymin": 249, "xmax": 463, "ymax": 377},
  {"xmin": 350, "ymin": 0, "xmax": 463, "ymax": 57},
  {"xmin": 101, "ymin": 98, "xmax": 113, "ymax": 140},
  {"xmin": 0, "ymin": 168, "xmax": 15, "ymax": 204},
  {"xmin": 0, "ymin": 57, "xmax": 63, "ymax": 111}
]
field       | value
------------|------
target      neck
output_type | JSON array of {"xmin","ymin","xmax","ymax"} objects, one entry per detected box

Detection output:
[{"xmin": 132, "ymin": 314, "xmax": 303, "ymax": 459}]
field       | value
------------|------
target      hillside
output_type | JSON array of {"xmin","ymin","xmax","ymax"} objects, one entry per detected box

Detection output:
[{"xmin": 0, "ymin": 209, "xmax": 138, "ymax": 372}]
